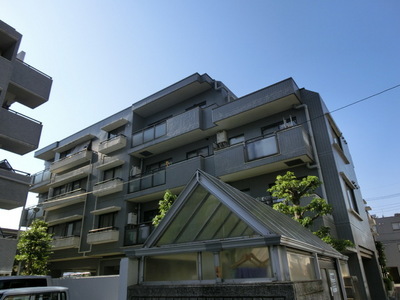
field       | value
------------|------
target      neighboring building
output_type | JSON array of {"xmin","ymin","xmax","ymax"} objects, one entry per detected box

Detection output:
[
  {"xmin": 375, "ymin": 213, "xmax": 400, "ymax": 283},
  {"xmin": 0, "ymin": 20, "xmax": 53, "ymax": 275},
  {"xmin": 30, "ymin": 73, "xmax": 385, "ymax": 299},
  {"xmin": 0, "ymin": 228, "xmax": 18, "ymax": 275}
]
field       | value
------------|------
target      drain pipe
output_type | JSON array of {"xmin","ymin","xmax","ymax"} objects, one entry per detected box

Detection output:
[{"xmin": 294, "ymin": 104, "xmax": 328, "ymax": 201}]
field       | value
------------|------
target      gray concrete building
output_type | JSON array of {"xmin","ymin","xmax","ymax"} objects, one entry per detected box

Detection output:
[
  {"xmin": 30, "ymin": 73, "xmax": 385, "ymax": 299},
  {"xmin": 0, "ymin": 19, "xmax": 52, "ymax": 275},
  {"xmin": 375, "ymin": 214, "xmax": 400, "ymax": 283}
]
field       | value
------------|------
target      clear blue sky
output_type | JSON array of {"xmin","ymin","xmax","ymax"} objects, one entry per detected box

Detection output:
[{"xmin": 1, "ymin": 1, "xmax": 399, "ymax": 229}]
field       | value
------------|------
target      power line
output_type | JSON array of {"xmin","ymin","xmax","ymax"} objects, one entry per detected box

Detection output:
[
  {"xmin": 366, "ymin": 192, "xmax": 400, "ymax": 201},
  {"xmin": 329, "ymin": 83, "xmax": 400, "ymax": 114}
]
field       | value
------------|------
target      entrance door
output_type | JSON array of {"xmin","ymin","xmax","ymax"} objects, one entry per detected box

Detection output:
[{"xmin": 326, "ymin": 269, "xmax": 342, "ymax": 300}]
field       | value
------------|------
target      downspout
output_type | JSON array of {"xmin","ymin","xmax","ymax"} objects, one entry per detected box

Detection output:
[{"xmin": 294, "ymin": 104, "xmax": 328, "ymax": 201}]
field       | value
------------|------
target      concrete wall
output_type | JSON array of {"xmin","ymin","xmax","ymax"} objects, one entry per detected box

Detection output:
[
  {"xmin": 52, "ymin": 275, "xmax": 119, "ymax": 300},
  {"xmin": 128, "ymin": 281, "xmax": 330, "ymax": 300},
  {"xmin": 0, "ymin": 238, "xmax": 17, "ymax": 275}
]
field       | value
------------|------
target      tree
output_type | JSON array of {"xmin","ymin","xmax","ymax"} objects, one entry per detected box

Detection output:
[
  {"xmin": 152, "ymin": 190, "xmax": 177, "ymax": 226},
  {"xmin": 15, "ymin": 219, "xmax": 53, "ymax": 275},
  {"xmin": 268, "ymin": 171, "xmax": 353, "ymax": 252}
]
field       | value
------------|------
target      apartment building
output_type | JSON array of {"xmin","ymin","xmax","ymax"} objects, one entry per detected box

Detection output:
[
  {"xmin": 30, "ymin": 73, "xmax": 385, "ymax": 299},
  {"xmin": 375, "ymin": 214, "xmax": 400, "ymax": 283},
  {"xmin": 0, "ymin": 20, "xmax": 53, "ymax": 275}
]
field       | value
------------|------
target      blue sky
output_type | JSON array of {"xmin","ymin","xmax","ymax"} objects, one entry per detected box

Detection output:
[{"xmin": 1, "ymin": 1, "xmax": 399, "ymax": 229}]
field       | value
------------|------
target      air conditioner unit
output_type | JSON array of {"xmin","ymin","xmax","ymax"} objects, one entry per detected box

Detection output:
[
  {"xmin": 127, "ymin": 212, "xmax": 138, "ymax": 225},
  {"xmin": 130, "ymin": 166, "xmax": 141, "ymax": 177},
  {"xmin": 216, "ymin": 130, "xmax": 228, "ymax": 144}
]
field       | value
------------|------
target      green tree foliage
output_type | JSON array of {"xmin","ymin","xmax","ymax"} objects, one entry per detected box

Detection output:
[
  {"xmin": 268, "ymin": 171, "xmax": 353, "ymax": 252},
  {"xmin": 15, "ymin": 219, "xmax": 53, "ymax": 275},
  {"xmin": 152, "ymin": 190, "xmax": 177, "ymax": 226}
]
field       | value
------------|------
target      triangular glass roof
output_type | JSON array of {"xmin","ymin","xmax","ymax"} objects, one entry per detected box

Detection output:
[
  {"xmin": 140, "ymin": 170, "xmax": 343, "ymax": 259},
  {"xmin": 156, "ymin": 185, "xmax": 258, "ymax": 246}
]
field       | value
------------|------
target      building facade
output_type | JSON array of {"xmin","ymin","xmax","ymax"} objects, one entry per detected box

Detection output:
[
  {"xmin": 375, "ymin": 214, "xmax": 400, "ymax": 283},
  {"xmin": 30, "ymin": 73, "xmax": 385, "ymax": 299},
  {"xmin": 0, "ymin": 20, "xmax": 52, "ymax": 275}
]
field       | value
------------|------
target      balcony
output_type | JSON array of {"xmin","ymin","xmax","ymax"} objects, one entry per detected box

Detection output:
[
  {"xmin": 0, "ymin": 164, "xmax": 31, "ymax": 209},
  {"xmin": 30, "ymin": 169, "xmax": 51, "ymax": 193},
  {"xmin": 8, "ymin": 58, "xmax": 52, "ymax": 109},
  {"xmin": 87, "ymin": 227, "xmax": 119, "ymax": 245},
  {"xmin": 130, "ymin": 107, "xmax": 204, "ymax": 158},
  {"xmin": 51, "ymin": 236, "xmax": 80, "ymax": 250},
  {"xmin": 50, "ymin": 149, "xmax": 92, "ymax": 174},
  {"xmin": 124, "ymin": 223, "xmax": 153, "ymax": 246},
  {"xmin": 0, "ymin": 108, "xmax": 42, "ymax": 155},
  {"xmin": 42, "ymin": 189, "xmax": 87, "ymax": 211},
  {"xmin": 98, "ymin": 134, "xmax": 127, "ymax": 155},
  {"xmin": 212, "ymin": 78, "xmax": 301, "ymax": 129},
  {"xmin": 214, "ymin": 125, "xmax": 314, "ymax": 181},
  {"xmin": 49, "ymin": 165, "xmax": 91, "ymax": 188},
  {"xmin": 127, "ymin": 156, "xmax": 204, "ymax": 201},
  {"xmin": 93, "ymin": 178, "xmax": 124, "ymax": 197}
]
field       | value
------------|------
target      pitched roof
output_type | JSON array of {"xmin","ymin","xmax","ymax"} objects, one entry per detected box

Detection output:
[{"xmin": 135, "ymin": 170, "xmax": 344, "ymax": 259}]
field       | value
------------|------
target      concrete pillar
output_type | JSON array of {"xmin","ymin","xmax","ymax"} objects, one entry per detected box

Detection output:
[{"xmin": 118, "ymin": 258, "xmax": 139, "ymax": 300}]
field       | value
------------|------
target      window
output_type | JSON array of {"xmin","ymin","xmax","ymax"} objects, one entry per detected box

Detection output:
[
  {"xmin": 99, "ymin": 212, "xmax": 117, "ymax": 229},
  {"xmin": 103, "ymin": 166, "xmax": 122, "ymax": 181},
  {"xmin": 392, "ymin": 222, "xmax": 400, "ymax": 231},
  {"xmin": 59, "ymin": 140, "xmax": 91, "ymax": 159},
  {"xmin": 144, "ymin": 247, "xmax": 272, "ymax": 282},
  {"xmin": 330, "ymin": 125, "xmax": 343, "ymax": 150},
  {"xmin": 145, "ymin": 159, "xmax": 171, "ymax": 174},
  {"xmin": 287, "ymin": 250, "xmax": 317, "ymax": 281},
  {"xmin": 229, "ymin": 135, "xmax": 244, "ymax": 145},
  {"xmin": 220, "ymin": 247, "xmax": 272, "ymax": 279},
  {"xmin": 261, "ymin": 116, "xmax": 297, "ymax": 135},
  {"xmin": 187, "ymin": 146, "xmax": 209, "ymax": 159},
  {"xmin": 345, "ymin": 181, "xmax": 359, "ymax": 213},
  {"xmin": 59, "ymin": 148, "xmax": 73, "ymax": 159},
  {"xmin": 108, "ymin": 126, "xmax": 125, "ymax": 139},
  {"xmin": 53, "ymin": 180, "xmax": 83, "ymax": 197},
  {"xmin": 48, "ymin": 220, "xmax": 82, "ymax": 238}
]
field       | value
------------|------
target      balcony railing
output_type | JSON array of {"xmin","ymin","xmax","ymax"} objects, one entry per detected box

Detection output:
[
  {"xmin": 31, "ymin": 169, "xmax": 51, "ymax": 186},
  {"xmin": 93, "ymin": 178, "xmax": 124, "ymax": 197},
  {"xmin": 214, "ymin": 125, "xmax": 313, "ymax": 180},
  {"xmin": 50, "ymin": 165, "xmax": 91, "ymax": 188},
  {"xmin": 98, "ymin": 134, "xmax": 127, "ymax": 154},
  {"xmin": 127, "ymin": 156, "xmax": 204, "ymax": 195},
  {"xmin": 50, "ymin": 149, "xmax": 92, "ymax": 174},
  {"xmin": 130, "ymin": 107, "xmax": 202, "ymax": 156},
  {"xmin": 128, "ymin": 169, "xmax": 166, "ymax": 193},
  {"xmin": 245, "ymin": 135, "xmax": 279, "ymax": 161},
  {"xmin": 132, "ymin": 122, "xmax": 167, "ymax": 147},
  {"xmin": 42, "ymin": 189, "xmax": 87, "ymax": 211},
  {"xmin": 124, "ymin": 223, "xmax": 153, "ymax": 246},
  {"xmin": 87, "ymin": 227, "xmax": 119, "ymax": 245},
  {"xmin": 51, "ymin": 236, "xmax": 80, "ymax": 250},
  {"xmin": 0, "ymin": 108, "xmax": 43, "ymax": 155}
]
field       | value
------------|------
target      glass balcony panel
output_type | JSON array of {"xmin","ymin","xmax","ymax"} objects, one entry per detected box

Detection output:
[
  {"xmin": 153, "ymin": 169, "xmax": 166, "ymax": 186},
  {"xmin": 140, "ymin": 174, "xmax": 153, "ymax": 190},
  {"xmin": 143, "ymin": 127, "xmax": 154, "ymax": 143},
  {"xmin": 124, "ymin": 225, "xmax": 138, "ymax": 246},
  {"xmin": 246, "ymin": 136, "xmax": 278, "ymax": 161},
  {"xmin": 138, "ymin": 224, "xmax": 151, "ymax": 244},
  {"xmin": 128, "ymin": 177, "xmax": 141, "ymax": 193},
  {"xmin": 132, "ymin": 132, "xmax": 143, "ymax": 147},
  {"xmin": 154, "ymin": 122, "xmax": 166, "ymax": 138}
]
